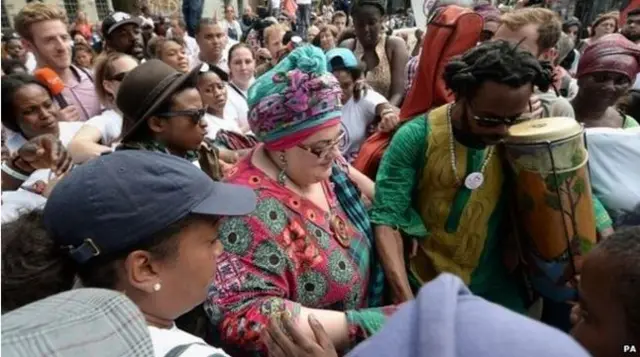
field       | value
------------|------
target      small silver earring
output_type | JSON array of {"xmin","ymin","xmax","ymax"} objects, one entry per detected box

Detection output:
[{"xmin": 153, "ymin": 282, "xmax": 162, "ymax": 292}]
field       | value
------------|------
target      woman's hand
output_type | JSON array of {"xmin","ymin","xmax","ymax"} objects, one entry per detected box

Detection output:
[
  {"xmin": 16, "ymin": 134, "xmax": 72, "ymax": 176},
  {"xmin": 263, "ymin": 315, "xmax": 338, "ymax": 357},
  {"xmin": 353, "ymin": 79, "xmax": 369, "ymax": 102},
  {"xmin": 378, "ymin": 107, "xmax": 400, "ymax": 133},
  {"xmin": 219, "ymin": 148, "xmax": 240, "ymax": 164},
  {"xmin": 256, "ymin": 48, "xmax": 272, "ymax": 64},
  {"xmin": 521, "ymin": 95, "xmax": 544, "ymax": 120},
  {"xmin": 42, "ymin": 172, "xmax": 68, "ymax": 198}
]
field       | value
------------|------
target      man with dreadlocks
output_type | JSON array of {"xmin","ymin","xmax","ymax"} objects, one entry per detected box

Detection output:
[{"xmin": 370, "ymin": 40, "xmax": 554, "ymax": 312}]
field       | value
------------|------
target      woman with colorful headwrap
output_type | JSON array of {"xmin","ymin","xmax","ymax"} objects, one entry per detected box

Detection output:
[
  {"xmin": 205, "ymin": 46, "xmax": 394, "ymax": 356},
  {"xmin": 571, "ymin": 34, "xmax": 640, "ymax": 129}
]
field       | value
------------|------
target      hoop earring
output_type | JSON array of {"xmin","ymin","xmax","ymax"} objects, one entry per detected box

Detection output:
[{"xmin": 277, "ymin": 152, "xmax": 287, "ymax": 185}]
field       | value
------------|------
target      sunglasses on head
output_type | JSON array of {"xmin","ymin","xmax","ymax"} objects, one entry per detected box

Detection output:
[
  {"xmin": 156, "ymin": 108, "xmax": 206, "ymax": 123},
  {"xmin": 297, "ymin": 132, "xmax": 345, "ymax": 159}
]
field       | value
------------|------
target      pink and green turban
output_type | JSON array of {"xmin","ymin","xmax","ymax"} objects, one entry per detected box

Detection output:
[{"xmin": 247, "ymin": 45, "xmax": 343, "ymax": 151}]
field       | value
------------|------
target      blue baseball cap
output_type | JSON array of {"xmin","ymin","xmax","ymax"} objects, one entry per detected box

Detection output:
[
  {"xmin": 43, "ymin": 150, "xmax": 257, "ymax": 264},
  {"xmin": 326, "ymin": 48, "xmax": 358, "ymax": 72}
]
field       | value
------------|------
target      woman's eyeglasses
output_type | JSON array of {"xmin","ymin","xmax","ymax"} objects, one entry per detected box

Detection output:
[
  {"xmin": 297, "ymin": 132, "xmax": 345, "ymax": 159},
  {"xmin": 156, "ymin": 108, "xmax": 206, "ymax": 123}
]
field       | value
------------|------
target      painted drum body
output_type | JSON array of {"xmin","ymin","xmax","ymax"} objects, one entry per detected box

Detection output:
[{"xmin": 505, "ymin": 117, "xmax": 596, "ymax": 302}]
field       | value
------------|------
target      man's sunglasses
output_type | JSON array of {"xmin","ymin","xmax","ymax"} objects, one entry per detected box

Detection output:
[
  {"xmin": 473, "ymin": 114, "xmax": 524, "ymax": 127},
  {"xmin": 156, "ymin": 108, "xmax": 206, "ymax": 123}
]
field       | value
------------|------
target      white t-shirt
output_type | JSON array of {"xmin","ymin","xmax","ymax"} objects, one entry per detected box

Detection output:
[
  {"xmin": 148, "ymin": 325, "xmax": 228, "ymax": 357},
  {"xmin": 226, "ymin": 82, "xmax": 251, "ymax": 130},
  {"xmin": 1, "ymin": 190, "xmax": 47, "ymax": 223},
  {"xmin": 220, "ymin": 19, "xmax": 243, "ymax": 41},
  {"xmin": 203, "ymin": 110, "xmax": 242, "ymax": 140},
  {"xmin": 339, "ymin": 90, "xmax": 387, "ymax": 162},
  {"xmin": 587, "ymin": 128, "xmax": 640, "ymax": 214},
  {"xmin": 83, "ymin": 109, "xmax": 122, "ymax": 146},
  {"xmin": 25, "ymin": 52, "xmax": 37, "ymax": 73}
]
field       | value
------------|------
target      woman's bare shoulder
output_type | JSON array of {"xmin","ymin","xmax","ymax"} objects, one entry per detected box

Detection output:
[
  {"xmin": 339, "ymin": 38, "xmax": 356, "ymax": 49},
  {"xmin": 386, "ymin": 35, "xmax": 408, "ymax": 51}
]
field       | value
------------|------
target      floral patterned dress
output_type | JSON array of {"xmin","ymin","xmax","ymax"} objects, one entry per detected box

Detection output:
[{"xmin": 205, "ymin": 155, "xmax": 394, "ymax": 355}]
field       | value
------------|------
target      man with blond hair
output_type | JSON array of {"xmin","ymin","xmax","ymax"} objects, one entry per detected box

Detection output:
[
  {"xmin": 14, "ymin": 3, "xmax": 101, "ymax": 122},
  {"xmin": 493, "ymin": 7, "xmax": 575, "ymax": 118}
]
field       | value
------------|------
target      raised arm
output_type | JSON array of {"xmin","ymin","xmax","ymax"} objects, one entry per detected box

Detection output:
[
  {"xmin": 370, "ymin": 116, "xmax": 429, "ymax": 303},
  {"xmin": 67, "ymin": 125, "xmax": 112, "ymax": 164}
]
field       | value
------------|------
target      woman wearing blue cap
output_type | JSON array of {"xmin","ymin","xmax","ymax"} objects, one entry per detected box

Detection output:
[{"xmin": 1, "ymin": 150, "xmax": 257, "ymax": 356}]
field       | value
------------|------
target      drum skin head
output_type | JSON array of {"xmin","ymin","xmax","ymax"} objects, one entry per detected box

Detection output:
[{"xmin": 507, "ymin": 117, "xmax": 583, "ymax": 144}]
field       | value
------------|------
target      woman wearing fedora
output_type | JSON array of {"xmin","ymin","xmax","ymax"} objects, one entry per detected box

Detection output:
[{"xmin": 115, "ymin": 59, "xmax": 237, "ymax": 180}]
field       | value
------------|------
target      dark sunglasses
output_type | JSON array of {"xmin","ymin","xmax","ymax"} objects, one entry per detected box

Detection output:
[
  {"xmin": 156, "ymin": 108, "xmax": 206, "ymax": 123},
  {"xmin": 467, "ymin": 103, "xmax": 525, "ymax": 128},
  {"xmin": 473, "ymin": 114, "xmax": 524, "ymax": 127},
  {"xmin": 108, "ymin": 71, "xmax": 130, "ymax": 82},
  {"xmin": 297, "ymin": 132, "xmax": 345, "ymax": 159}
]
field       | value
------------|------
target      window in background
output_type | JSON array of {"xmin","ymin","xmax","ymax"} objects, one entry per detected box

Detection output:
[
  {"xmin": 63, "ymin": 0, "xmax": 79, "ymax": 21},
  {"xmin": 1, "ymin": 1, "xmax": 11, "ymax": 31},
  {"xmin": 95, "ymin": 0, "xmax": 112, "ymax": 19}
]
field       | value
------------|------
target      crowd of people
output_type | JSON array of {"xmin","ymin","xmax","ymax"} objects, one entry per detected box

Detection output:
[{"xmin": 1, "ymin": 1, "xmax": 640, "ymax": 357}]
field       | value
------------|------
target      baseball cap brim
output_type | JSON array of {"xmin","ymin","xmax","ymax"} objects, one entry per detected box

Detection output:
[
  {"xmin": 106, "ymin": 17, "xmax": 142, "ymax": 36},
  {"xmin": 326, "ymin": 48, "xmax": 358, "ymax": 72},
  {"xmin": 191, "ymin": 182, "xmax": 257, "ymax": 216}
]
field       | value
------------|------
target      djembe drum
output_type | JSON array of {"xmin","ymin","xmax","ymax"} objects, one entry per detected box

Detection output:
[{"xmin": 505, "ymin": 117, "xmax": 597, "ymax": 302}]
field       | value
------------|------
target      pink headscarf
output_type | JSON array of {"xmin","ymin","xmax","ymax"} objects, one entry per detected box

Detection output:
[{"xmin": 577, "ymin": 33, "xmax": 640, "ymax": 81}]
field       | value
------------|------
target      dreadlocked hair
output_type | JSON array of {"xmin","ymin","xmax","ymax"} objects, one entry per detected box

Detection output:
[
  {"xmin": 444, "ymin": 40, "xmax": 554, "ymax": 100},
  {"xmin": 596, "ymin": 226, "xmax": 640, "ymax": 341}
]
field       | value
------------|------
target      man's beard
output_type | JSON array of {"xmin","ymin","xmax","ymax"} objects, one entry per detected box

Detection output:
[{"xmin": 623, "ymin": 30, "xmax": 640, "ymax": 43}]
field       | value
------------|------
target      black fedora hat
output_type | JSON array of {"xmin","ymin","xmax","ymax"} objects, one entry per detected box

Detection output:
[{"xmin": 116, "ymin": 59, "xmax": 202, "ymax": 140}]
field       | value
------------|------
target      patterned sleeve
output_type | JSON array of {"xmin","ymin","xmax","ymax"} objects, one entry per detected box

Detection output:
[
  {"xmin": 370, "ymin": 116, "xmax": 429, "ymax": 238},
  {"xmin": 592, "ymin": 195, "xmax": 613, "ymax": 232},
  {"xmin": 346, "ymin": 305, "xmax": 399, "ymax": 345},
  {"xmin": 205, "ymin": 210, "xmax": 302, "ymax": 353},
  {"xmin": 404, "ymin": 56, "xmax": 419, "ymax": 95}
]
